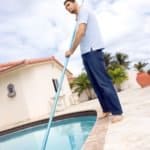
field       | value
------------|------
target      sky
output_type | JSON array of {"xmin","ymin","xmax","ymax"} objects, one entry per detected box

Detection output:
[{"xmin": 0, "ymin": 0, "xmax": 150, "ymax": 75}]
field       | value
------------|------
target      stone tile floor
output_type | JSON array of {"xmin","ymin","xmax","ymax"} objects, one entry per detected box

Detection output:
[
  {"xmin": 58, "ymin": 87, "xmax": 150, "ymax": 150},
  {"xmin": 103, "ymin": 87, "xmax": 150, "ymax": 150},
  {"xmin": 1, "ymin": 87, "xmax": 150, "ymax": 150}
]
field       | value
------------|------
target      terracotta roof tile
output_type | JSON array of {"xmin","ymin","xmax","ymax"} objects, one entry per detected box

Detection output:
[{"xmin": 0, "ymin": 56, "xmax": 73, "ymax": 75}]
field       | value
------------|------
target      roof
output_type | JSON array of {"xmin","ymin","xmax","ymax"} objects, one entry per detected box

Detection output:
[{"xmin": 0, "ymin": 56, "xmax": 73, "ymax": 76}]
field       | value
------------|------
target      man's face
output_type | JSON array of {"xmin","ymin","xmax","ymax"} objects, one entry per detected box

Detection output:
[{"xmin": 65, "ymin": 1, "xmax": 76, "ymax": 14}]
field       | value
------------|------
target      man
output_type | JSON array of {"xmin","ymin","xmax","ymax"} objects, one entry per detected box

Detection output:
[{"xmin": 64, "ymin": 0, "xmax": 123, "ymax": 123}]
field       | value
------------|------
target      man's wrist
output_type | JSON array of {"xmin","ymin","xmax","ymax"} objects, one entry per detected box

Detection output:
[{"xmin": 70, "ymin": 49, "xmax": 74, "ymax": 54}]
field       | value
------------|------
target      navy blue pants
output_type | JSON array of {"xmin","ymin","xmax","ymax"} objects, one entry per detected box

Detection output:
[{"xmin": 82, "ymin": 49, "xmax": 123, "ymax": 115}]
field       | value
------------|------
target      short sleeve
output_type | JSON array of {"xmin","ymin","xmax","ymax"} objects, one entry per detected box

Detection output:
[{"xmin": 77, "ymin": 7, "xmax": 89, "ymax": 24}]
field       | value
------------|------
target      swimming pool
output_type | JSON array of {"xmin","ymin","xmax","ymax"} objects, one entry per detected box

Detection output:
[{"xmin": 0, "ymin": 116, "xmax": 96, "ymax": 150}]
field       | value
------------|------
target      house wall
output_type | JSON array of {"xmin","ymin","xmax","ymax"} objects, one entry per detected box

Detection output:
[
  {"xmin": 0, "ymin": 62, "xmax": 73, "ymax": 129},
  {"xmin": 121, "ymin": 70, "xmax": 141, "ymax": 90},
  {"xmin": 0, "ymin": 70, "xmax": 30, "ymax": 129},
  {"xmin": 72, "ymin": 88, "xmax": 97, "ymax": 104}
]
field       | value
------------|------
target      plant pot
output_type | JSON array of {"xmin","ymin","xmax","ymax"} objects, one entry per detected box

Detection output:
[{"xmin": 136, "ymin": 72, "xmax": 150, "ymax": 88}]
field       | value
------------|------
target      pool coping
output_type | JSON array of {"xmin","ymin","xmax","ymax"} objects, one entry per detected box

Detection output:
[
  {"xmin": 82, "ymin": 116, "xmax": 109, "ymax": 150},
  {"xmin": 0, "ymin": 110, "xmax": 97, "ymax": 136}
]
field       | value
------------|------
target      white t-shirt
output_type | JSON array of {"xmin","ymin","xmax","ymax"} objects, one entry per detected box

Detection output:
[{"xmin": 77, "ymin": 7, "xmax": 105, "ymax": 54}]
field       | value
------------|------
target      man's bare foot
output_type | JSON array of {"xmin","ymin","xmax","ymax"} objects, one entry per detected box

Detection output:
[
  {"xmin": 111, "ymin": 115, "xmax": 123, "ymax": 123},
  {"xmin": 100, "ymin": 112, "xmax": 111, "ymax": 119}
]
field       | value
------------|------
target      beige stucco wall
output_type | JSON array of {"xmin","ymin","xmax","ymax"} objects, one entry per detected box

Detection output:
[
  {"xmin": 121, "ymin": 70, "xmax": 141, "ymax": 90},
  {"xmin": 0, "ymin": 62, "xmax": 73, "ymax": 129},
  {"xmin": 0, "ymin": 69, "xmax": 30, "ymax": 129},
  {"xmin": 78, "ymin": 89, "xmax": 96, "ymax": 102}
]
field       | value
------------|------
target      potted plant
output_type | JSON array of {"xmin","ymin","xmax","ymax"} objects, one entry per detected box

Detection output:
[
  {"xmin": 107, "ymin": 64, "xmax": 128, "ymax": 92},
  {"xmin": 103, "ymin": 52, "xmax": 129, "ymax": 91},
  {"xmin": 147, "ymin": 69, "xmax": 150, "ymax": 75},
  {"xmin": 134, "ymin": 62, "xmax": 150, "ymax": 88},
  {"xmin": 70, "ymin": 73, "xmax": 93, "ymax": 100}
]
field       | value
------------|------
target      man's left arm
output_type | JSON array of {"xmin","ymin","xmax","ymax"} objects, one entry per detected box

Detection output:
[{"xmin": 65, "ymin": 23, "xmax": 86, "ymax": 57}]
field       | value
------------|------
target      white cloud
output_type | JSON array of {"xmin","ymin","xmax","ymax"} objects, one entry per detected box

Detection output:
[
  {"xmin": 96, "ymin": 0, "xmax": 150, "ymax": 65},
  {"xmin": 0, "ymin": 0, "xmax": 150, "ymax": 75}
]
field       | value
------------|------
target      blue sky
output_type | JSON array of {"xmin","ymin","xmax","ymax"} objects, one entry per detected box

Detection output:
[{"xmin": 0, "ymin": 0, "xmax": 150, "ymax": 75}]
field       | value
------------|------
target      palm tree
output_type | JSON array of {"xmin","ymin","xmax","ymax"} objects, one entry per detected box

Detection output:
[
  {"xmin": 108, "ymin": 65, "xmax": 128, "ymax": 92},
  {"xmin": 103, "ymin": 52, "xmax": 113, "ymax": 69},
  {"xmin": 134, "ymin": 61, "xmax": 148, "ymax": 72},
  {"xmin": 70, "ymin": 73, "xmax": 92, "ymax": 100},
  {"xmin": 114, "ymin": 52, "xmax": 130, "ymax": 69}
]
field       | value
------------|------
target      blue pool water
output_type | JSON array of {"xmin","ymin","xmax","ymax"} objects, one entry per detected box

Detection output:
[{"xmin": 0, "ymin": 116, "xmax": 96, "ymax": 150}]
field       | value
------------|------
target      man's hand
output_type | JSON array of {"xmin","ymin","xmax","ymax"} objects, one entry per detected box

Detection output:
[
  {"xmin": 65, "ymin": 50, "xmax": 73, "ymax": 57},
  {"xmin": 64, "ymin": 24, "xmax": 86, "ymax": 58}
]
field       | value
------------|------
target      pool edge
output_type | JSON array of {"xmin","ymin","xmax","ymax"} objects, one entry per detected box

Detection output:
[{"xmin": 0, "ymin": 110, "xmax": 97, "ymax": 136}]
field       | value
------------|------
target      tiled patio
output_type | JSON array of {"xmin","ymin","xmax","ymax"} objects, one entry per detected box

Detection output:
[
  {"xmin": 0, "ymin": 87, "xmax": 150, "ymax": 150},
  {"xmin": 57, "ymin": 87, "xmax": 150, "ymax": 150}
]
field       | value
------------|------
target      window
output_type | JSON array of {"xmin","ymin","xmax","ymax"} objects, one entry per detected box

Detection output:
[
  {"xmin": 52, "ymin": 79, "xmax": 59, "ymax": 92},
  {"xmin": 7, "ymin": 83, "xmax": 16, "ymax": 98}
]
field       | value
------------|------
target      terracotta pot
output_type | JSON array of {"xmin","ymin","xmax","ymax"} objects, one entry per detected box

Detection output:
[{"xmin": 136, "ymin": 72, "xmax": 150, "ymax": 88}]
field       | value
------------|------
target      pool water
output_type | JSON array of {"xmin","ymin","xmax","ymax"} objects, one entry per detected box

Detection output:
[{"xmin": 0, "ymin": 116, "xmax": 96, "ymax": 150}]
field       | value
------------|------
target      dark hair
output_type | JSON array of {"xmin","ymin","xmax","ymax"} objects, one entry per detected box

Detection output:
[{"xmin": 64, "ymin": 0, "xmax": 75, "ymax": 5}]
